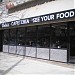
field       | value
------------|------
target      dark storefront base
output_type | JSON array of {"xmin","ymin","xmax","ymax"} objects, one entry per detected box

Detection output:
[{"xmin": 1, "ymin": 21, "xmax": 75, "ymax": 63}]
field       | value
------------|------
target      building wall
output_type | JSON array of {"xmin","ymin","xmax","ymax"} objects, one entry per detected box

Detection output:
[
  {"xmin": 8, "ymin": 0, "xmax": 75, "ymax": 19},
  {"xmin": 44, "ymin": 0, "xmax": 74, "ymax": 13},
  {"xmin": 74, "ymin": 0, "xmax": 75, "ymax": 8},
  {"xmin": 26, "ymin": 0, "xmax": 74, "ymax": 17},
  {"xmin": 0, "ymin": 0, "xmax": 74, "ymax": 23}
]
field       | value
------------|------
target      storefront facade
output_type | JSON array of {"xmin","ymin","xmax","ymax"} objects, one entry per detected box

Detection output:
[
  {"xmin": 0, "ymin": 9, "xmax": 74, "ymax": 63},
  {"xmin": 0, "ymin": 0, "xmax": 75, "ymax": 63}
]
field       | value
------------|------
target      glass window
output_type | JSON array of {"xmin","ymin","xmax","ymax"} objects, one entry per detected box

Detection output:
[
  {"xmin": 51, "ymin": 24, "xmax": 67, "ymax": 49},
  {"xmin": 37, "ymin": 25, "xmax": 50, "ymax": 48},
  {"xmin": 17, "ymin": 28, "xmax": 25, "ymax": 46},
  {"xmin": 26, "ymin": 27, "xmax": 36, "ymax": 47},
  {"xmin": 3, "ymin": 30, "xmax": 9, "ymax": 45}
]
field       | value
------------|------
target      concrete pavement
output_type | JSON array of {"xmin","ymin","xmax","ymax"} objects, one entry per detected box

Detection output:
[{"xmin": 0, "ymin": 52, "xmax": 75, "ymax": 75}]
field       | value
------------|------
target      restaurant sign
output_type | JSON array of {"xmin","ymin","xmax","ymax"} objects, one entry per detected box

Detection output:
[{"xmin": 1, "ymin": 9, "xmax": 75, "ymax": 28}]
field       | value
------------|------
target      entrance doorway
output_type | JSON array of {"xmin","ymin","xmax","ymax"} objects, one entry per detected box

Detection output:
[
  {"xmin": 0, "ymin": 30, "xmax": 3, "ymax": 52},
  {"xmin": 69, "ymin": 23, "xmax": 75, "ymax": 63}
]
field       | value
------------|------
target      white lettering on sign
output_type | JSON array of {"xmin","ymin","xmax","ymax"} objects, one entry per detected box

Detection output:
[
  {"xmin": 41, "ymin": 15, "xmax": 54, "ymax": 21},
  {"xmin": 20, "ymin": 19, "xmax": 29, "ymax": 24},
  {"xmin": 1, "ymin": 9, "xmax": 75, "ymax": 28},
  {"xmin": 11, "ymin": 20, "xmax": 20, "ymax": 26},
  {"xmin": 65, "ymin": 12, "xmax": 70, "ymax": 18},
  {"xmin": 70, "ymin": 11, "xmax": 74, "ymax": 17},
  {"xmin": 2, "ymin": 23, "xmax": 9, "ymax": 27},
  {"xmin": 32, "ymin": 17, "xmax": 40, "ymax": 23},
  {"xmin": 56, "ymin": 11, "xmax": 74, "ymax": 19}
]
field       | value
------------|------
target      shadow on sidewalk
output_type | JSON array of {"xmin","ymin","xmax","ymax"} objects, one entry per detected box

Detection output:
[{"xmin": 1, "ymin": 56, "xmax": 25, "ymax": 75}]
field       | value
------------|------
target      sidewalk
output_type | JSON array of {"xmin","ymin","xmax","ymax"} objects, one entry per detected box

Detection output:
[{"xmin": 0, "ymin": 52, "xmax": 75, "ymax": 75}]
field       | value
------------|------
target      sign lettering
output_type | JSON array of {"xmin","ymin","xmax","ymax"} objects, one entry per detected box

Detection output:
[{"xmin": 0, "ymin": 9, "xmax": 75, "ymax": 28}]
